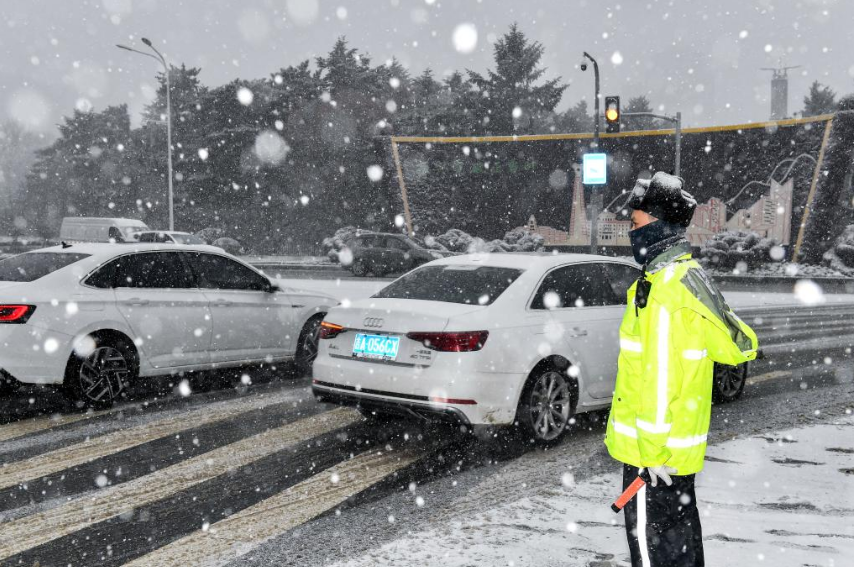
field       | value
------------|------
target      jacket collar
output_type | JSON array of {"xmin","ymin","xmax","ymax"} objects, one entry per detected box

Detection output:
[{"xmin": 646, "ymin": 241, "xmax": 692, "ymax": 273}]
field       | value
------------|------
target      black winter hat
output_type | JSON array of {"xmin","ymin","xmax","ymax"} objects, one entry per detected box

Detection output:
[{"xmin": 626, "ymin": 171, "xmax": 697, "ymax": 228}]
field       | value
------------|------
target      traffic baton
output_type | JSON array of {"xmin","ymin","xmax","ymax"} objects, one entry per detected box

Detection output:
[{"xmin": 611, "ymin": 469, "xmax": 651, "ymax": 513}]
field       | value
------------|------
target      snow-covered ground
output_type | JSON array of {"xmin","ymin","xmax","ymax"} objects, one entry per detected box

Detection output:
[{"xmin": 328, "ymin": 414, "xmax": 854, "ymax": 567}]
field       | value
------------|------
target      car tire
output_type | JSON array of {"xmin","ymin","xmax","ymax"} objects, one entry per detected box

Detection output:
[
  {"xmin": 0, "ymin": 372, "xmax": 19, "ymax": 396},
  {"xmin": 64, "ymin": 334, "xmax": 137, "ymax": 409},
  {"xmin": 351, "ymin": 259, "xmax": 368, "ymax": 277},
  {"xmin": 516, "ymin": 366, "xmax": 573, "ymax": 445},
  {"xmin": 712, "ymin": 362, "xmax": 748, "ymax": 404},
  {"xmin": 292, "ymin": 314, "xmax": 324, "ymax": 377}
]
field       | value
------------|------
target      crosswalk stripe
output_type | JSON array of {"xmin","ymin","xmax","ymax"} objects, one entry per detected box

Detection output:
[
  {"xmin": 124, "ymin": 445, "xmax": 422, "ymax": 567},
  {"xmin": 0, "ymin": 408, "xmax": 113, "ymax": 444},
  {"xmin": 746, "ymin": 370, "xmax": 792, "ymax": 386},
  {"xmin": 0, "ymin": 407, "xmax": 360, "ymax": 560},
  {"xmin": 0, "ymin": 388, "xmax": 306, "ymax": 491}
]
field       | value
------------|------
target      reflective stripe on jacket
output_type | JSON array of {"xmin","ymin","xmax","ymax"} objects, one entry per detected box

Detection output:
[{"xmin": 604, "ymin": 252, "xmax": 758, "ymax": 475}]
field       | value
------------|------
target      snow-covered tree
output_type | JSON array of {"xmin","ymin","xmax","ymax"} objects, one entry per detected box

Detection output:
[{"xmin": 802, "ymin": 81, "xmax": 837, "ymax": 117}]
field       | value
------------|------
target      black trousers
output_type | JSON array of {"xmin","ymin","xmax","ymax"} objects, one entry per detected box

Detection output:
[{"xmin": 622, "ymin": 464, "xmax": 704, "ymax": 567}]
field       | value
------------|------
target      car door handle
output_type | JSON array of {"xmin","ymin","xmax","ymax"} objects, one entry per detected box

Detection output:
[
  {"xmin": 125, "ymin": 298, "xmax": 149, "ymax": 306},
  {"xmin": 213, "ymin": 300, "xmax": 233, "ymax": 307},
  {"xmin": 570, "ymin": 327, "xmax": 588, "ymax": 337}
]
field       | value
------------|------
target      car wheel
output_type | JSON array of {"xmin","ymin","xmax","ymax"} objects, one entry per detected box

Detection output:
[
  {"xmin": 293, "ymin": 315, "xmax": 324, "ymax": 377},
  {"xmin": 0, "ymin": 372, "xmax": 19, "ymax": 396},
  {"xmin": 351, "ymin": 259, "xmax": 368, "ymax": 277},
  {"xmin": 712, "ymin": 362, "xmax": 748, "ymax": 404},
  {"xmin": 64, "ymin": 335, "xmax": 137, "ymax": 409},
  {"xmin": 517, "ymin": 367, "xmax": 573, "ymax": 445}
]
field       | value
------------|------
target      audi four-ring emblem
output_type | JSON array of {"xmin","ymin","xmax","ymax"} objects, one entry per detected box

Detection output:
[{"xmin": 363, "ymin": 317, "xmax": 384, "ymax": 328}]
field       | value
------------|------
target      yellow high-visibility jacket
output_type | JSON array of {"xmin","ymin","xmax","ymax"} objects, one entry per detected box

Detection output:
[{"xmin": 604, "ymin": 247, "xmax": 758, "ymax": 475}]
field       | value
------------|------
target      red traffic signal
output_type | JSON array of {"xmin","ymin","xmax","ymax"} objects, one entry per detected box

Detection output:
[{"xmin": 605, "ymin": 96, "xmax": 620, "ymax": 133}]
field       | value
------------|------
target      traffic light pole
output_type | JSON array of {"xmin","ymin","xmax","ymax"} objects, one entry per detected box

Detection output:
[{"xmin": 582, "ymin": 52, "xmax": 601, "ymax": 254}]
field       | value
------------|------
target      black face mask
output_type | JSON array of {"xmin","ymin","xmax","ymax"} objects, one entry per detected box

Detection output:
[{"xmin": 628, "ymin": 220, "xmax": 682, "ymax": 265}]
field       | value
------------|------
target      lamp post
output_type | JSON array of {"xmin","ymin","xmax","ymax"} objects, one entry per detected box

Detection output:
[
  {"xmin": 117, "ymin": 38, "xmax": 174, "ymax": 231},
  {"xmin": 581, "ymin": 52, "xmax": 601, "ymax": 148},
  {"xmin": 581, "ymin": 52, "xmax": 602, "ymax": 254}
]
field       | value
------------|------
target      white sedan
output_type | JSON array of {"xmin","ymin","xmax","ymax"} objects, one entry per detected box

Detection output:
[
  {"xmin": 312, "ymin": 253, "xmax": 748, "ymax": 444},
  {"xmin": 0, "ymin": 243, "xmax": 335, "ymax": 407}
]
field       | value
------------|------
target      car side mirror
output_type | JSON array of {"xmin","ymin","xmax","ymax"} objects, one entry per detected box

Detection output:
[{"xmin": 264, "ymin": 280, "xmax": 281, "ymax": 293}]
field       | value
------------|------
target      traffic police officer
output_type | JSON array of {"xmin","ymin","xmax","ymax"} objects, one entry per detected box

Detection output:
[{"xmin": 604, "ymin": 172, "xmax": 759, "ymax": 566}]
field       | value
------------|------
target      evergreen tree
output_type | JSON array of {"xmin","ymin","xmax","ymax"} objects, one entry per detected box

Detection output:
[
  {"xmin": 623, "ymin": 95, "xmax": 661, "ymax": 131},
  {"xmin": 802, "ymin": 81, "xmax": 837, "ymax": 117},
  {"xmin": 0, "ymin": 121, "xmax": 44, "ymax": 235},
  {"xmin": 466, "ymin": 23, "xmax": 566, "ymax": 135},
  {"xmin": 558, "ymin": 100, "xmax": 594, "ymax": 133}
]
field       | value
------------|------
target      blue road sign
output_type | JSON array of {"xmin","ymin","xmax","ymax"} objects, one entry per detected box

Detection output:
[{"xmin": 583, "ymin": 153, "xmax": 607, "ymax": 185}]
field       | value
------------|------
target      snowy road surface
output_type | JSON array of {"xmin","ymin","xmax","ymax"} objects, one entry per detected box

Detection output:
[{"xmin": 0, "ymin": 280, "xmax": 852, "ymax": 566}]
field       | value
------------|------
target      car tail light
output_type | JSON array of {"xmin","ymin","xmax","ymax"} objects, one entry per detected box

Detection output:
[
  {"xmin": 406, "ymin": 331, "xmax": 489, "ymax": 352},
  {"xmin": 0, "ymin": 305, "xmax": 36, "ymax": 324},
  {"xmin": 319, "ymin": 321, "xmax": 346, "ymax": 339}
]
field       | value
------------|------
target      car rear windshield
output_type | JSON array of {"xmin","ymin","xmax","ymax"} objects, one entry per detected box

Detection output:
[
  {"xmin": 373, "ymin": 265, "xmax": 523, "ymax": 306},
  {"xmin": 0, "ymin": 252, "xmax": 91, "ymax": 282}
]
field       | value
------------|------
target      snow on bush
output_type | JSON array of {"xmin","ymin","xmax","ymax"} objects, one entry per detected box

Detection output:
[
  {"xmin": 699, "ymin": 230, "xmax": 776, "ymax": 271},
  {"xmin": 322, "ymin": 226, "xmax": 362, "ymax": 263},
  {"xmin": 213, "ymin": 237, "xmax": 244, "ymax": 256},
  {"xmin": 429, "ymin": 227, "xmax": 544, "ymax": 254},
  {"xmin": 195, "ymin": 227, "xmax": 226, "ymax": 245},
  {"xmin": 823, "ymin": 224, "xmax": 854, "ymax": 272}
]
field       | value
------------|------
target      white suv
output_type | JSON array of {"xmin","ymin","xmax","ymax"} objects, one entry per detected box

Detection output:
[{"xmin": 0, "ymin": 243, "xmax": 335, "ymax": 407}]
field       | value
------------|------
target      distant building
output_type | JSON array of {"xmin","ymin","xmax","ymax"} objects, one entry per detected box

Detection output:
[
  {"xmin": 686, "ymin": 197, "xmax": 727, "ymax": 247},
  {"xmin": 521, "ymin": 167, "xmax": 794, "ymax": 249},
  {"xmin": 525, "ymin": 215, "xmax": 568, "ymax": 243},
  {"xmin": 687, "ymin": 178, "xmax": 792, "ymax": 245}
]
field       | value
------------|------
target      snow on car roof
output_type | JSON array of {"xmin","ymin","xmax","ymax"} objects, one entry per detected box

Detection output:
[
  {"xmin": 33, "ymin": 242, "xmax": 225, "ymax": 260},
  {"xmin": 431, "ymin": 252, "xmax": 637, "ymax": 270}
]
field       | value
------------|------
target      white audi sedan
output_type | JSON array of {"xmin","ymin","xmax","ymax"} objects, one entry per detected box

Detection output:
[
  {"xmin": 313, "ymin": 253, "xmax": 748, "ymax": 444},
  {"xmin": 0, "ymin": 243, "xmax": 335, "ymax": 407}
]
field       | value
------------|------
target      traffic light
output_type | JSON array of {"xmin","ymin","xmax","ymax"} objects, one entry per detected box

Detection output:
[{"xmin": 605, "ymin": 95, "xmax": 620, "ymax": 133}]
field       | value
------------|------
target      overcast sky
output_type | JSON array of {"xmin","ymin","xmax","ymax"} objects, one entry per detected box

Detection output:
[{"xmin": 2, "ymin": 0, "xmax": 851, "ymax": 138}]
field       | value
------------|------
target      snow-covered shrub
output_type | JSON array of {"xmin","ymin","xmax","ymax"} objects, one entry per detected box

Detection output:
[
  {"xmin": 195, "ymin": 227, "xmax": 225, "ymax": 245},
  {"xmin": 213, "ymin": 237, "xmax": 244, "ymax": 256},
  {"xmin": 502, "ymin": 227, "xmax": 545, "ymax": 252},
  {"xmin": 322, "ymin": 226, "xmax": 361, "ymax": 263},
  {"xmin": 430, "ymin": 227, "xmax": 544, "ymax": 254},
  {"xmin": 419, "ymin": 235, "xmax": 450, "ymax": 252},
  {"xmin": 823, "ymin": 224, "xmax": 854, "ymax": 271},
  {"xmin": 699, "ymin": 230, "xmax": 776, "ymax": 270},
  {"xmin": 432, "ymin": 228, "xmax": 476, "ymax": 253}
]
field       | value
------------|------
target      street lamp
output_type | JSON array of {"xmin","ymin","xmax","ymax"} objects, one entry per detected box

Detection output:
[
  {"xmin": 117, "ymin": 38, "xmax": 175, "ymax": 231},
  {"xmin": 581, "ymin": 52, "xmax": 602, "ymax": 254},
  {"xmin": 581, "ymin": 52, "xmax": 601, "ymax": 147}
]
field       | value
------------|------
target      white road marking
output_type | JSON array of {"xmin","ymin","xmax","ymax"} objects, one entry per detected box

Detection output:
[
  {"xmin": 0, "ymin": 408, "xmax": 361, "ymax": 561},
  {"xmin": 0, "ymin": 408, "xmax": 113, "ymax": 444},
  {"xmin": 0, "ymin": 388, "xmax": 305, "ymax": 491},
  {"xmin": 746, "ymin": 370, "xmax": 793, "ymax": 386},
  {"xmin": 125, "ymin": 446, "xmax": 422, "ymax": 567}
]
